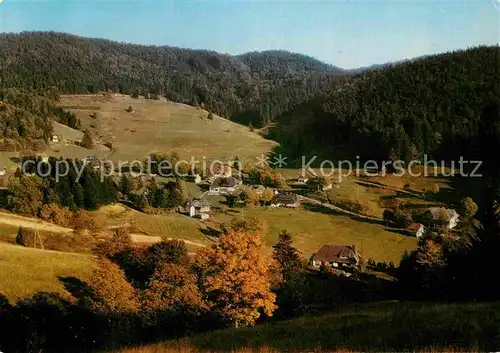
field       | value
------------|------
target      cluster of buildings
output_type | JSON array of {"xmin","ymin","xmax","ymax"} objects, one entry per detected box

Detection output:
[{"xmin": 407, "ymin": 207, "xmax": 460, "ymax": 238}]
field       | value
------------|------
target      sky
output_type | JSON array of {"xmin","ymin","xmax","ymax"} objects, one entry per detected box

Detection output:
[{"xmin": 0, "ymin": 0, "xmax": 498, "ymax": 69}]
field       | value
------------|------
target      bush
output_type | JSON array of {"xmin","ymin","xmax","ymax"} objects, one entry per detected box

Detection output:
[
  {"xmin": 39, "ymin": 203, "xmax": 73, "ymax": 226},
  {"xmin": 81, "ymin": 130, "xmax": 94, "ymax": 149},
  {"xmin": 334, "ymin": 198, "xmax": 369, "ymax": 214}
]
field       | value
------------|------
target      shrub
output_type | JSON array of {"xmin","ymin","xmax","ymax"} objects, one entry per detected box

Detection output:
[
  {"xmin": 334, "ymin": 198, "xmax": 369, "ymax": 214},
  {"xmin": 39, "ymin": 203, "xmax": 73, "ymax": 226},
  {"xmin": 81, "ymin": 130, "xmax": 94, "ymax": 149}
]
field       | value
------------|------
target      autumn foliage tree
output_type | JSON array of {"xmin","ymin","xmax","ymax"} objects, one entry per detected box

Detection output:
[
  {"xmin": 462, "ymin": 197, "xmax": 479, "ymax": 220},
  {"xmin": 142, "ymin": 263, "xmax": 206, "ymax": 313},
  {"xmin": 86, "ymin": 258, "xmax": 140, "ymax": 313},
  {"xmin": 194, "ymin": 218, "xmax": 276, "ymax": 328}
]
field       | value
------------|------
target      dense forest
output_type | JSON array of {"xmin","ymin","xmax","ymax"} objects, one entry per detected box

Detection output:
[
  {"xmin": 269, "ymin": 46, "xmax": 500, "ymax": 164},
  {"xmin": 0, "ymin": 32, "xmax": 344, "ymax": 126}
]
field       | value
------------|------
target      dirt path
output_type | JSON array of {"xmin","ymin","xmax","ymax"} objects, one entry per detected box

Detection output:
[
  {"xmin": 0, "ymin": 212, "xmax": 207, "ymax": 248},
  {"xmin": 0, "ymin": 212, "xmax": 73, "ymax": 233}
]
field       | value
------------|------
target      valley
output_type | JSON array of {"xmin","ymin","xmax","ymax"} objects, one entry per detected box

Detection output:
[{"xmin": 0, "ymin": 29, "xmax": 498, "ymax": 353}]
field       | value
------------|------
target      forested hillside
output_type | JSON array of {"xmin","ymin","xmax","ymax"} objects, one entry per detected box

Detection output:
[
  {"xmin": 269, "ymin": 46, "xmax": 500, "ymax": 164},
  {"xmin": 0, "ymin": 89, "xmax": 80, "ymax": 151},
  {"xmin": 0, "ymin": 32, "xmax": 344, "ymax": 126}
]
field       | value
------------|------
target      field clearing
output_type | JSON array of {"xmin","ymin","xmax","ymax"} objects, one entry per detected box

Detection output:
[
  {"xmin": 59, "ymin": 94, "xmax": 277, "ymax": 164},
  {"xmin": 0, "ymin": 242, "xmax": 93, "ymax": 302},
  {"xmin": 215, "ymin": 207, "xmax": 417, "ymax": 263}
]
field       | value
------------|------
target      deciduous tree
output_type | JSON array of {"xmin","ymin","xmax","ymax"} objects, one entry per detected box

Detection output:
[{"xmin": 194, "ymin": 219, "xmax": 276, "ymax": 328}]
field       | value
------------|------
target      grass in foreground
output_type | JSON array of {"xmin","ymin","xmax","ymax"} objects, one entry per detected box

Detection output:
[
  {"xmin": 118, "ymin": 301, "xmax": 497, "ymax": 352},
  {"xmin": 0, "ymin": 242, "xmax": 93, "ymax": 302}
]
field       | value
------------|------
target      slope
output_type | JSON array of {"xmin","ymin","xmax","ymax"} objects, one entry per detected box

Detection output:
[{"xmin": 118, "ymin": 301, "xmax": 500, "ymax": 352}]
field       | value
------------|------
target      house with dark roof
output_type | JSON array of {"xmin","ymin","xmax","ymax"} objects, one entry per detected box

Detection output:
[
  {"xmin": 186, "ymin": 198, "xmax": 211, "ymax": 219},
  {"xmin": 270, "ymin": 191, "xmax": 300, "ymax": 208},
  {"xmin": 310, "ymin": 244, "xmax": 360, "ymax": 269},
  {"xmin": 209, "ymin": 177, "xmax": 238, "ymax": 195}
]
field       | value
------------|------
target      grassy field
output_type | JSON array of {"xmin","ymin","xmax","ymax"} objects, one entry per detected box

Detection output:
[
  {"xmin": 215, "ymin": 206, "xmax": 416, "ymax": 263},
  {"xmin": 58, "ymin": 94, "xmax": 277, "ymax": 164},
  {"xmin": 118, "ymin": 301, "xmax": 500, "ymax": 352},
  {"xmin": 0, "ymin": 242, "xmax": 93, "ymax": 303}
]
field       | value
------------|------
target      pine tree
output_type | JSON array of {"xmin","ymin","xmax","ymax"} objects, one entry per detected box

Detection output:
[
  {"xmin": 272, "ymin": 230, "xmax": 302, "ymax": 283},
  {"xmin": 81, "ymin": 130, "xmax": 94, "ymax": 149}
]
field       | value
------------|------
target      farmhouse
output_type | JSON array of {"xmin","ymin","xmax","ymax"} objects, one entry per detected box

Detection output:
[
  {"xmin": 307, "ymin": 177, "xmax": 333, "ymax": 191},
  {"xmin": 213, "ymin": 164, "xmax": 232, "ymax": 178},
  {"xmin": 270, "ymin": 191, "xmax": 300, "ymax": 208},
  {"xmin": 311, "ymin": 244, "xmax": 360, "ymax": 269},
  {"xmin": 209, "ymin": 177, "xmax": 237, "ymax": 195},
  {"xmin": 186, "ymin": 198, "xmax": 211, "ymax": 219},
  {"xmin": 251, "ymin": 185, "xmax": 266, "ymax": 196},
  {"xmin": 429, "ymin": 207, "xmax": 460, "ymax": 229},
  {"xmin": 186, "ymin": 173, "xmax": 202, "ymax": 184},
  {"xmin": 297, "ymin": 176, "xmax": 309, "ymax": 184},
  {"xmin": 408, "ymin": 223, "xmax": 425, "ymax": 238}
]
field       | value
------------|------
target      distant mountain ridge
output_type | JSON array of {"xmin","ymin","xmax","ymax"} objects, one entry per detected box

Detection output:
[{"xmin": 0, "ymin": 31, "xmax": 344, "ymax": 125}]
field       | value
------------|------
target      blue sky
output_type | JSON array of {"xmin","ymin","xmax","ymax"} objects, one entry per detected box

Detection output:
[{"xmin": 0, "ymin": 0, "xmax": 498, "ymax": 69}]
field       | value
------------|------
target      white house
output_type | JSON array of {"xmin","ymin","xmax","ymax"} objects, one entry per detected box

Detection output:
[
  {"xmin": 51, "ymin": 134, "xmax": 60, "ymax": 143},
  {"xmin": 297, "ymin": 176, "xmax": 309, "ymax": 184},
  {"xmin": 0, "ymin": 168, "xmax": 6, "ymax": 176},
  {"xmin": 186, "ymin": 174, "xmax": 202, "ymax": 184},
  {"xmin": 429, "ymin": 207, "xmax": 460, "ymax": 229},
  {"xmin": 186, "ymin": 198, "xmax": 211, "ymax": 219},
  {"xmin": 209, "ymin": 177, "xmax": 237, "ymax": 195},
  {"xmin": 408, "ymin": 223, "xmax": 425, "ymax": 238}
]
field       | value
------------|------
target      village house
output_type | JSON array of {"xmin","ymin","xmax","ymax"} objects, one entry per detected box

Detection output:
[
  {"xmin": 186, "ymin": 173, "xmax": 202, "ymax": 184},
  {"xmin": 251, "ymin": 185, "xmax": 266, "ymax": 197},
  {"xmin": 307, "ymin": 177, "xmax": 333, "ymax": 191},
  {"xmin": 408, "ymin": 223, "xmax": 425, "ymax": 238},
  {"xmin": 51, "ymin": 134, "xmax": 60, "ymax": 143},
  {"xmin": 310, "ymin": 244, "xmax": 360, "ymax": 269},
  {"xmin": 209, "ymin": 177, "xmax": 238, "ymax": 195},
  {"xmin": 186, "ymin": 198, "xmax": 211, "ymax": 220},
  {"xmin": 270, "ymin": 191, "xmax": 300, "ymax": 208},
  {"xmin": 429, "ymin": 207, "xmax": 460, "ymax": 229},
  {"xmin": 297, "ymin": 176, "xmax": 309, "ymax": 184},
  {"xmin": 213, "ymin": 164, "xmax": 232, "ymax": 178}
]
